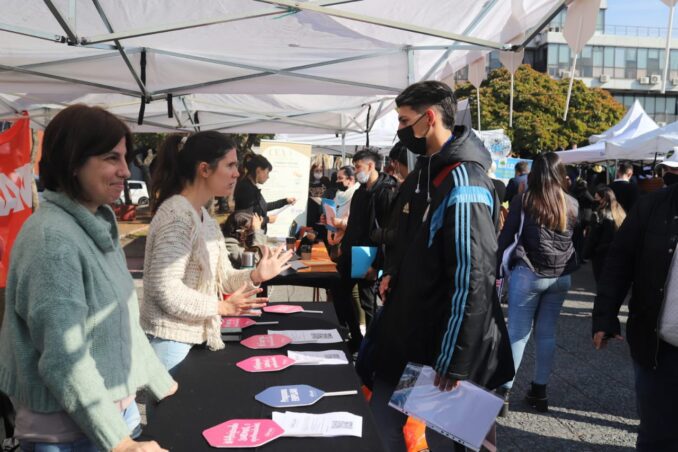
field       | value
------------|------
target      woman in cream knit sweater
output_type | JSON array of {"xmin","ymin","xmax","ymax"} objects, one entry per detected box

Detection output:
[{"xmin": 141, "ymin": 132, "xmax": 292, "ymax": 373}]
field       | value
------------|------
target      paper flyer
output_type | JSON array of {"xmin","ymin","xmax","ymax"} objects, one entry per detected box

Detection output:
[
  {"xmin": 272, "ymin": 411, "xmax": 362, "ymax": 438},
  {"xmin": 287, "ymin": 350, "xmax": 349, "ymax": 365},
  {"xmin": 321, "ymin": 198, "xmax": 337, "ymax": 232},
  {"xmin": 388, "ymin": 363, "xmax": 503, "ymax": 451},
  {"xmin": 268, "ymin": 329, "xmax": 343, "ymax": 344}
]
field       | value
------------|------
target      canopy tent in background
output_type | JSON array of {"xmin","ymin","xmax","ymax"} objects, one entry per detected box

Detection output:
[
  {"xmin": 556, "ymin": 101, "xmax": 659, "ymax": 164},
  {"xmin": 589, "ymin": 100, "xmax": 658, "ymax": 144},
  {"xmin": 274, "ymin": 107, "xmax": 399, "ymax": 155},
  {"xmin": 606, "ymin": 120, "xmax": 678, "ymax": 161},
  {"xmin": 0, "ymin": 0, "xmax": 567, "ymax": 133}
]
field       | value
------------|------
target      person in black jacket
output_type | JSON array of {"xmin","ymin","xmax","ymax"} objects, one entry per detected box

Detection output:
[
  {"xmin": 593, "ymin": 177, "xmax": 678, "ymax": 451},
  {"xmin": 370, "ymin": 81, "xmax": 513, "ymax": 452},
  {"xmin": 609, "ymin": 162, "xmax": 638, "ymax": 213},
  {"xmin": 504, "ymin": 160, "xmax": 529, "ymax": 203},
  {"xmin": 233, "ymin": 154, "xmax": 295, "ymax": 232},
  {"xmin": 496, "ymin": 152, "xmax": 579, "ymax": 414},
  {"xmin": 582, "ymin": 187, "xmax": 626, "ymax": 283},
  {"xmin": 334, "ymin": 148, "xmax": 397, "ymax": 353}
]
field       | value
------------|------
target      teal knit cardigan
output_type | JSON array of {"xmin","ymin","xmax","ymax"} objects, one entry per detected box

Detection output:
[{"xmin": 0, "ymin": 190, "xmax": 175, "ymax": 450}]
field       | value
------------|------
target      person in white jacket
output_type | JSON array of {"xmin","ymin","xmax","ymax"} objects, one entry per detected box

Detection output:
[{"xmin": 326, "ymin": 165, "xmax": 360, "ymax": 245}]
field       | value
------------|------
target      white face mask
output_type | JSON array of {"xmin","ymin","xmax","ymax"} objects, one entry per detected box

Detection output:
[
  {"xmin": 313, "ymin": 172, "xmax": 323, "ymax": 180},
  {"xmin": 356, "ymin": 171, "xmax": 369, "ymax": 184}
]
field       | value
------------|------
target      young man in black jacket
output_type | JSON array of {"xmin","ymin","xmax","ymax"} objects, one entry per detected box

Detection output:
[
  {"xmin": 333, "ymin": 148, "xmax": 397, "ymax": 352},
  {"xmin": 593, "ymin": 178, "xmax": 678, "ymax": 451},
  {"xmin": 370, "ymin": 81, "xmax": 514, "ymax": 451}
]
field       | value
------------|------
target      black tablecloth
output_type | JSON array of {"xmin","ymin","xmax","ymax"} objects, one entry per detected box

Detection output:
[
  {"xmin": 266, "ymin": 270, "xmax": 340, "ymax": 290},
  {"xmin": 142, "ymin": 302, "xmax": 385, "ymax": 452}
]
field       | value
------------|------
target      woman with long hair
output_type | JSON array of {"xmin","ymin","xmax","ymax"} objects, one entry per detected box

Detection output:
[
  {"xmin": 233, "ymin": 153, "xmax": 295, "ymax": 231},
  {"xmin": 583, "ymin": 186, "xmax": 626, "ymax": 283},
  {"xmin": 496, "ymin": 152, "xmax": 579, "ymax": 414},
  {"xmin": 142, "ymin": 132, "xmax": 292, "ymax": 374}
]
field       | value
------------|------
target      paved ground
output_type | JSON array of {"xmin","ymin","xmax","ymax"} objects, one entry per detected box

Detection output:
[{"xmin": 496, "ymin": 264, "xmax": 637, "ymax": 451}]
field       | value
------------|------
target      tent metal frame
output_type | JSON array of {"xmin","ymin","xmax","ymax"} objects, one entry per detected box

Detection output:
[{"xmin": 0, "ymin": 0, "xmax": 568, "ymax": 133}]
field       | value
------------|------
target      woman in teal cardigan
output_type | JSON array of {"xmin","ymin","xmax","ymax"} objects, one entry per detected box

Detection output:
[{"xmin": 0, "ymin": 105, "xmax": 176, "ymax": 452}]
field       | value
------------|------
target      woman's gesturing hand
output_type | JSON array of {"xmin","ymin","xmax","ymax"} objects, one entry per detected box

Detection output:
[
  {"xmin": 218, "ymin": 285, "xmax": 268, "ymax": 316},
  {"xmin": 251, "ymin": 245, "xmax": 293, "ymax": 284}
]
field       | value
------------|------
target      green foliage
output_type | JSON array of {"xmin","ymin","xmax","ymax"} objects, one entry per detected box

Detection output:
[
  {"xmin": 454, "ymin": 65, "xmax": 625, "ymax": 157},
  {"xmin": 132, "ymin": 132, "xmax": 273, "ymax": 159}
]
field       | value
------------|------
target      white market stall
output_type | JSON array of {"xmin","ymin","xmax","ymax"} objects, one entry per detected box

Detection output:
[
  {"xmin": 606, "ymin": 120, "xmax": 678, "ymax": 161},
  {"xmin": 0, "ymin": 0, "xmax": 568, "ymax": 133}
]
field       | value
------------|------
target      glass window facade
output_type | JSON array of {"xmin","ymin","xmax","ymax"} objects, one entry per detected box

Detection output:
[
  {"xmin": 544, "ymin": 44, "xmax": 674, "ymax": 80},
  {"xmin": 614, "ymin": 94, "xmax": 678, "ymax": 124}
]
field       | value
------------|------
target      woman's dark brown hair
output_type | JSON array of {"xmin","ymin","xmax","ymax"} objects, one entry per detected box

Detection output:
[
  {"xmin": 39, "ymin": 104, "xmax": 133, "ymax": 200},
  {"xmin": 523, "ymin": 152, "xmax": 569, "ymax": 232},
  {"xmin": 151, "ymin": 131, "xmax": 236, "ymax": 212}
]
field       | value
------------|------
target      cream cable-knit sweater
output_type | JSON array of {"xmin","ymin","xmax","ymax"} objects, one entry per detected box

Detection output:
[{"xmin": 141, "ymin": 195, "xmax": 256, "ymax": 350}]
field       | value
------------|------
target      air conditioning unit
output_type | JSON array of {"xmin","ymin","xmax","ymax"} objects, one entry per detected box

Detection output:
[
  {"xmin": 651, "ymin": 74, "xmax": 662, "ymax": 84},
  {"xmin": 599, "ymin": 74, "xmax": 610, "ymax": 83},
  {"xmin": 559, "ymin": 70, "xmax": 572, "ymax": 79},
  {"xmin": 671, "ymin": 78, "xmax": 678, "ymax": 86},
  {"xmin": 639, "ymin": 76, "xmax": 651, "ymax": 85}
]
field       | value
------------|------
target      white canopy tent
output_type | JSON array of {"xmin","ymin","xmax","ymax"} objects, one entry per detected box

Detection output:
[
  {"xmin": 556, "ymin": 101, "xmax": 659, "ymax": 164},
  {"xmin": 606, "ymin": 120, "xmax": 678, "ymax": 161},
  {"xmin": 588, "ymin": 100, "xmax": 657, "ymax": 144},
  {"xmin": 0, "ymin": 0, "xmax": 568, "ymax": 132}
]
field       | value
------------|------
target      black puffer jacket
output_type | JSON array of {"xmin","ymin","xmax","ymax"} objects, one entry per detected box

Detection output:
[
  {"xmin": 374, "ymin": 126, "xmax": 514, "ymax": 389},
  {"xmin": 497, "ymin": 194, "xmax": 579, "ymax": 278},
  {"xmin": 593, "ymin": 184, "xmax": 678, "ymax": 369},
  {"xmin": 337, "ymin": 172, "xmax": 398, "ymax": 276}
]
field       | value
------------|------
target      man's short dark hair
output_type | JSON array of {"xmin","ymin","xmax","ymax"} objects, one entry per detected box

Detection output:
[
  {"xmin": 388, "ymin": 142, "xmax": 409, "ymax": 166},
  {"xmin": 353, "ymin": 148, "xmax": 381, "ymax": 166},
  {"xmin": 395, "ymin": 80, "xmax": 456, "ymax": 129},
  {"xmin": 515, "ymin": 161, "xmax": 529, "ymax": 174},
  {"xmin": 618, "ymin": 162, "xmax": 633, "ymax": 175},
  {"xmin": 39, "ymin": 104, "xmax": 133, "ymax": 200}
]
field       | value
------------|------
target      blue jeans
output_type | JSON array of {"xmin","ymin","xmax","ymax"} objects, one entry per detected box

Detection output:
[
  {"xmin": 146, "ymin": 335, "xmax": 193, "ymax": 375},
  {"xmin": 503, "ymin": 264, "xmax": 570, "ymax": 389},
  {"xmin": 19, "ymin": 401, "xmax": 141, "ymax": 451},
  {"xmin": 634, "ymin": 341, "xmax": 678, "ymax": 452}
]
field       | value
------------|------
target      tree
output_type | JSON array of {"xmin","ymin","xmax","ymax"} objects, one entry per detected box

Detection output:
[{"xmin": 454, "ymin": 65, "xmax": 625, "ymax": 157}]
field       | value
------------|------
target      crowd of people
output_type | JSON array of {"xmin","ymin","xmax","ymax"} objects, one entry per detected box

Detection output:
[{"xmin": 0, "ymin": 79, "xmax": 677, "ymax": 451}]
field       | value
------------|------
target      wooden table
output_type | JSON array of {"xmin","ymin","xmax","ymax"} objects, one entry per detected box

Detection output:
[{"xmin": 267, "ymin": 243, "xmax": 339, "ymax": 301}]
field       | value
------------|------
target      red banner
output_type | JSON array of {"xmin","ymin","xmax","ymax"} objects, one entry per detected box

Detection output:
[{"xmin": 0, "ymin": 115, "xmax": 33, "ymax": 287}]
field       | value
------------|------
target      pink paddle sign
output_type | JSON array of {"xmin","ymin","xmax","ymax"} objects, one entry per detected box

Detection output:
[
  {"xmin": 237, "ymin": 355, "xmax": 296, "ymax": 373},
  {"xmin": 263, "ymin": 304, "xmax": 323, "ymax": 314},
  {"xmin": 202, "ymin": 419, "xmax": 284, "ymax": 448},
  {"xmin": 221, "ymin": 317, "xmax": 255, "ymax": 329},
  {"xmin": 240, "ymin": 334, "xmax": 292, "ymax": 350}
]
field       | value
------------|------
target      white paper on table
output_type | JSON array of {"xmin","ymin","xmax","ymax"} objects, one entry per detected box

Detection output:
[
  {"xmin": 268, "ymin": 329, "xmax": 342, "ymax": 344},
  {"xmin": 287, "ymin": 350, "xmax": 348, "ymax": 365},
  {"xmin": 388, "ymin": 363, "xmax": 503, "ymax": 451},
  {"xmin": 272, "ymin": 411, "xmax": 362, "ymax": 438}
]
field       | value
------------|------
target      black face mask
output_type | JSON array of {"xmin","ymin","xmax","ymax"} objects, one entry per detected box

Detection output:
[
  {"xmin": 397, "ymin": 114, "xmax": 429, "ymax": 155},
  {"xmin": 663, "ymin": 172, "xmax": 678, "ymax": 186},
  {"xmin": 336, "ymin": 183, "xmax": 348, "ymax": 192}
]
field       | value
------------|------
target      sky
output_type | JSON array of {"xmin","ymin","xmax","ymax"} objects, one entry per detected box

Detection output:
[{"xmin": 605, "ymin": 0, "xmax": 671, "ymax": 29}]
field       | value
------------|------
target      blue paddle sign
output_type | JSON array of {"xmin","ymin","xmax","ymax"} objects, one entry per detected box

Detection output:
[{"xmin": 255, "ymin": 384, "xmax": 357, "ymax": 408}]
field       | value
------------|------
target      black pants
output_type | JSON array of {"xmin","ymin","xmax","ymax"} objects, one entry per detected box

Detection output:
[
  {"xmin": 332, "ymin": 274, "xmax": 375, "ymax": 350},
  {"xmin": 634, "ymin": 341, "xmax": 678, "ymax": 451}
]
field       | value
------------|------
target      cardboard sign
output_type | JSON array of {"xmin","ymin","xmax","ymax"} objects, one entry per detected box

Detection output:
[
  {"xmin": 255, "ymin": 384, "xmax": 357, "ymax": 408},
  {"xmin": 240, "ymin": 334, "xmax": 292, "ymax": 350},
  {"xmin": 263, "ymin": 304, "xmax": 323, "ymax": 314},
  {"xmin": 237, "ymin": 355, "xmax": 296, "ymax": 373},
  {"xmin": 202, "ymin": 419, "xmax": 284, "ymax": 448}
]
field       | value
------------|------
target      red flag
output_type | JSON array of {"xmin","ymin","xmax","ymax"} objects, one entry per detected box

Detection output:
[{"xmin": 0, "ymin": 114, "xmax": 33, "ymax": 287}]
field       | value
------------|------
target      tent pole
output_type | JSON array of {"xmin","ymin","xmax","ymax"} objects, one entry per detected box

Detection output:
[{"xmin": 341, "ymin": 133, "xmax": 346, "ymax": 161}]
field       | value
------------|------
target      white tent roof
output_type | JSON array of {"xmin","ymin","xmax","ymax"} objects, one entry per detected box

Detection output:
[
  {"xmin": 588, "ymin": 100, "xmax": 657, "ymax": 144},
  {"xmin": 556, "ymin": 102, "xmax": 659, "ymax": 164},
  {"xmin": 606, "ymin": 120, "xmax": 678, "ymax": 161},
  {"xmin": 0, "ymin": 0, "xmax": 566, "ymax": 132}
]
